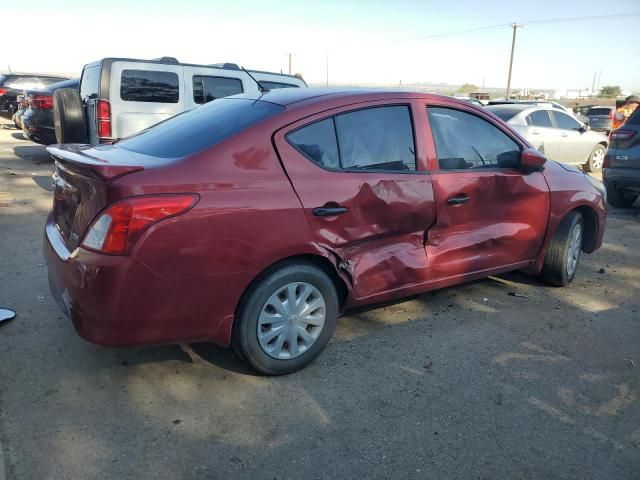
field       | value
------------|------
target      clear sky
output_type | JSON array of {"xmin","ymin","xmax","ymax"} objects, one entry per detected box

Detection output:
[{"xmin": 3, "ymin": 0, "xmax": 639, "ymax": 92}]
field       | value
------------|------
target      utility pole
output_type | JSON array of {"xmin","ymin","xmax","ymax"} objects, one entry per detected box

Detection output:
[
  {"xmin": 288, "ymin": 53, "xmax": 292, "ymax": 75},
  {"xmin": 505, "ymin": 23, "xmax": 522, "ymax": 100},
  {"xmin": 325, "ymin": 53, "xmax": 329, "ymax": 87},
  {"xmin": 591, "ymin": 71, "xmax": 597, "ymax": 97},
  {"xmin": 596, "ymin": 70, "xmax": 602, "ymax": 95}
]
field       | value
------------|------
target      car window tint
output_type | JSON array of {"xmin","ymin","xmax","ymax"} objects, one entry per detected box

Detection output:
[
  {"xmin": 526, "ymin": 110, "xmax": 553, "ymax": 127},
  {"xmin": 551, "ymin": 111, "xmax": 582, "ymax": 130},
  {"xmin": 120, "ymin": 70, "xmax": 179, "ymax": 103},
  {"xmin": 335, "ymin": 106, "xmax": 416, "ymax": 171},
  {"xmin": 193, "ymin": 76, "xmax": 243, "ymax": 104},
  {"xmin": 427, "ymin": 107, "xmax": 521, "ymax": 170},
  {"xmin": 287, "ymin": 118, "xmax": 339, "ymax": 169},
  {"xmin": 260, "ymin": 81, "xmax": 299, "ymax": 90},
  {"xmin": 117, "ymin": 98, "xmax": 283, "ymax": 158},
  {"xmin": 80, "ymin": 65, "xmax": 100, "ymax": 99},
  {"xmin": 587, "ymin": 107, "xmax": 612, "ymax": 116}
]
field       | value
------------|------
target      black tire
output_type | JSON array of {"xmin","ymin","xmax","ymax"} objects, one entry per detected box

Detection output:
[
  {"xmin": 232, "ymin": 262, "xmax": 339, "ymax": 375},
  {"xmin": 606, "ymin": 186, "xmax": 638, "ymax": 208},
  {"xmin": 584, "ymin": 144, "xmax": 606, "ymax": 173},
  {"xmin": 53, "ymin": 88, "xmax": 88, "ymax": 144},
  {"xmin": 540, "ymin": 211, "xmax": 584, "ymax": 287}
]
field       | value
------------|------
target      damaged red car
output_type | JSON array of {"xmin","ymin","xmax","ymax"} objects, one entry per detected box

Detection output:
[{"xmin": 44, "ymin": 89, "xmax": 607, "ymax": 374}]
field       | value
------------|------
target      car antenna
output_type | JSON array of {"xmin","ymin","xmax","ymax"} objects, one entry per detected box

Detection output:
[{"xmin": 241, "ymin": 67, "xmax": 269, "ymax": 94}]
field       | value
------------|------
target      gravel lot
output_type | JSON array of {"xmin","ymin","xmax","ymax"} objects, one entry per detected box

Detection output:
[{"xmin": 0, "ymin": 120, "xmax": 639, "ymax": 480}]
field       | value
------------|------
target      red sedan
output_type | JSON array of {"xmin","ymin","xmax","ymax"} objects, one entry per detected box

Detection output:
[{"xmin": 44, "ymin": 89, "xmax": 607, "ymax": 374}]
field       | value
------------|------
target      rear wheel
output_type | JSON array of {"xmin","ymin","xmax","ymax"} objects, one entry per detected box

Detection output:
[
  {"xmin": 53, "ymin": 88, "xmax": 88, "ymax": 144},
  {"xmin": 232, "ymin": 262, "xmax": 338, "ymax": 375},
  {"xmin": 541, "ymin": 211, "xmax": 583, "ymax": 287},
  {"xmin": 606, "ymin": 186, "xmax": 638, "ymax": 208},
  {"xmin": 584, "ymin": 144, "xmax": 605, "ymax": 172}
]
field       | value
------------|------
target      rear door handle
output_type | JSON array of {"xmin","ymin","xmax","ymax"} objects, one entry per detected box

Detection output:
[
  {"xmin": 561, "ymin": 133, "xmax": 569, "ymax": 137},
  {"xmin": 447, "ymin": 195, "xmax": 470, "ymax": 206},
  {"xmin": 312, "ymin": 206, "xmax": 347, "ymax": 217},
  {"xmin": 530, "ymin": 130, "xmax": 540, "ymax": 135}
]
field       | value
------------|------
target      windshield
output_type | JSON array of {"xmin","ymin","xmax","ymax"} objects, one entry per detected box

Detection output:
[
  {"xmin": 587, "ymin": 108, "xmax": 612, "ymax": 116},
  {"xmin": 117, "ymin": 98, "xmax": 285, "ymax": 158}
]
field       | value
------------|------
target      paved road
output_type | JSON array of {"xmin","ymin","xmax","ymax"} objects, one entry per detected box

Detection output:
[{"xmin": 0, "ymin": 122, "xmax": 639, "ymax": 480}]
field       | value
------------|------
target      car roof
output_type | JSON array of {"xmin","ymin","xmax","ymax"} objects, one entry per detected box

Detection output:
[
  {"xmin": 485, "ymin": 103, "xmax": 536, "ymax": 113},
  {"xmin": 232, "ymin": 87, "xmax": 456, "ymax": 107}
]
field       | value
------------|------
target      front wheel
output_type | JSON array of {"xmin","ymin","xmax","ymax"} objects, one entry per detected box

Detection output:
[
  {"xmin": 232, "ymin": 262, "xmax": 339, "ymax": 375},
  {"xmin": 584, "ymin": 144, "xmax": 606, "ymax": 172},
  {"xmin": 540, "ymin": 211, "xmax": 584, "ymax": 287}
]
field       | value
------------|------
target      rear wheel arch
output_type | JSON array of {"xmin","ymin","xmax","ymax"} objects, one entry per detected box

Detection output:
[{"xmin": 572, "ymin": 205, "xmax": 599, "ymax": 253}]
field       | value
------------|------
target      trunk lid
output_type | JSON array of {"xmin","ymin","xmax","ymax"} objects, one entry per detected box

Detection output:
[{"xmin": 47, "ymin": 143, "xmax": 166, "ymax": 250}]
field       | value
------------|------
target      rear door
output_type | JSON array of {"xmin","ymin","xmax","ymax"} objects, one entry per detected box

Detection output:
[
  {"xmin": 523, "ymin": 109, "xmax": 562, "ymax": 161},
  {"xmin": 424, "ymin": 103, "xmax": 550, "ymax": 281},
  {"xmin": 182, "ymin": 66, "xmax": 249, "ymax": 110},
  {"xmin": 109, "ymin": 61, "xmax": 184, "ymax": 139},
  {"xmin": 274, "ymin": 100, "xmax": 437, "ymax": 302}
]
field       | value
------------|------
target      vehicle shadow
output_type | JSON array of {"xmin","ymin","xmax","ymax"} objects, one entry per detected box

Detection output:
[
  {"xmin": 32, "ymin": 175, "xmax": 53, "ymax": 191},
  {"xmin": 11, "ymin": 132, "xmax": 25, "ymax": 140},
  {"xmin": 13, "ymin": 145, "xmax": 49, "ymax": 163}
]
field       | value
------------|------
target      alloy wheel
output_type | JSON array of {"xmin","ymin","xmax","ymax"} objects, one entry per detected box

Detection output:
[{"xmin": 567, "ymin": 223, "xmax": 582, "ymax": 277}]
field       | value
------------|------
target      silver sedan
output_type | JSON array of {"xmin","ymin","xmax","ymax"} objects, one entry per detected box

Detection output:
[{"xmin": 486, "ymin": 104, "xmax": 609, "ymax": 172}]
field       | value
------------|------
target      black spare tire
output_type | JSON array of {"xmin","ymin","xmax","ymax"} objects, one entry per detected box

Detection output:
[{"xmin": 53, "ymin": 88, "xmax": 88, "ymax": 144}]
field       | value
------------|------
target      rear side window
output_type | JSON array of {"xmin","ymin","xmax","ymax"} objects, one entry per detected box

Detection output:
[
  {"xmin": 193, "ymin": 76, "xmax": 243, "ymax": 104},
  {"xmin": 287, "ymin": 118, "xmax": 339, "ymax": 169},
  {"xmin": 80, "ymin": 65, "xmax": 100, "ymax": 99},
  {"xmin": 526, "ymin": 110, "xmax": 553, "ymax": 128},
  {"xmin": 427, "ymin": 107, "xmax": 520, "ymax": 170},
  {"xmin": 551, "ymin": 111, "xmax": 582, "ymax": 130},
  {"xmin": 287, "ymin": 106, "xmax": 416, "ymax": 171},
  {"xmin": 117, "ymin": 98, "xmax": 284, "ymax": 158},
  {"xmin": 120, "ymin": 70, "xmax": 179, "ymax": 103},
  {"xmin": 260, "ymin": 81, "xmax": 299, "ymax": 90}
]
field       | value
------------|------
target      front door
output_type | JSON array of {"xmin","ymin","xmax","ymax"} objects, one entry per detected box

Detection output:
[
  {"xmin": 274, "ymin": 101, "xmax": 437, "ymax": 302},
  {"xmin": 423, "ymin": 104, "xmax": 550, "ymax": 283}
]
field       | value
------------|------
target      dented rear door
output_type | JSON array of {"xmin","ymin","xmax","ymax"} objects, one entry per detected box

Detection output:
[{"xmin": 274, "ymin": 100, "xmax": 436, "ymax": 302}]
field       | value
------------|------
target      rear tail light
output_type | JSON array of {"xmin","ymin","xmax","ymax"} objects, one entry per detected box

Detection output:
[
  {"xmin": 610, "ymin": 129, "xmax": 636, "ymax": 140},
  {"xmin": 0, "ymin": 88, "xmax": 7, "ymax": 97},
  {"xmin": 81, "ymin": 194, "xmax": 199, "ymax": 255},
  {"xmin": 96, "ymin": 99, "xmax": 112, "ymax": 139},
  {"xmin": 30, "ymin": 95, "xmax": 53, "ymax": 109},
  {"xmin": 603, "ymin": 154, "xmax": 612, "ymax": 169}
]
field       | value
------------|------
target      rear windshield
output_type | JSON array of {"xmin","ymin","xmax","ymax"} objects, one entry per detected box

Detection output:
[
  {"xmin": 485, "ymin": 107, "xmax": 520, "ymax": 122},
  {"xmin": 587, "ymin": 107, "xmax": 613, "ymax": 116},
  {"xmin": 117, "ymin": 98, "xmax": 284, "ymax": 158},
  {"xmin": 1, "ymin": 75, "xmax": 67, "ymax": 89}
]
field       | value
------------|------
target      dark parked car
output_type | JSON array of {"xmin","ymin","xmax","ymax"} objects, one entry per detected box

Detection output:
[
  {"xmin": 585, "ymin": 106, "xmax": 615, "ymax": 135},
  {"xmin": 44, "ymin": 89, "xmax": 607, "ymax": 375},
  {"xmin": 604, "ymin": 107, "xmax": 640, "ymax": 208},
  {"xmin": 0, "ymin": 74, "xmax": 69, "ymax": 113},
  {"xmin": 21, "ymin": 78, "xmax": 79, "ymax": 145}
]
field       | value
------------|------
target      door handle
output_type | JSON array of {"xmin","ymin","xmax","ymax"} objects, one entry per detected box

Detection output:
[
  {"xmin": 530, "ymin": 130, "xmax": 540, "ymax": 135},
  {"xmin": 447, "ymin": 195, "xmax": 470, "ymax": 206},
  {"xmin": 561, "ymin": 133, "xmax": 568, "ymax": 137},
  {"xmin": 312, "ymin": 206, "xmax": 347, "ymax": 216}
]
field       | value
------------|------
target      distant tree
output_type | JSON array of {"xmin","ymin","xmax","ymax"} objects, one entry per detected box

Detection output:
[
  {"xmin": 599, "ymin": 85, "xmax": 622, "ymax": 98},
  {"xmin": 457, "ymin": 83, "xmax": 479, "ymax": 94}
]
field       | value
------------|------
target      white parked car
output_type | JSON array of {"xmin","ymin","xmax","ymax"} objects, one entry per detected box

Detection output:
[
  {"xmin": 52, "ymin": 57, "xmax": 307, "ymax": 144},
  {"xmin": 487, "ymin": 104, "xmax": 609, "ymax": 172}
]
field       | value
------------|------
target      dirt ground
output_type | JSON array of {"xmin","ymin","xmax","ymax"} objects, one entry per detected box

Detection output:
[{"xmin": 0, "ymin": 120, "xmax": 639, "ymax": 480}]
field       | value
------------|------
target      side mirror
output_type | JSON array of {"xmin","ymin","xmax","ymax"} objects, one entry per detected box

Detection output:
[
  {"xmin": 579, "ymin": 124, "xmax": 590, "ymax": 133},
  {"xmin": 520, "ymin": 148, "xmax": 547, "ymax": 172}
]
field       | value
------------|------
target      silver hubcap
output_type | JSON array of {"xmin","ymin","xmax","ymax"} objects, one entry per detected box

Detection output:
[
  {"xmin": 257, "ymin": 282, "xmax": 326, "ymax": 359},
  {"xmin": 567, "ymin": 223, "xmax": 582, "ymax": 277},
  {"xmin": 591, "ymin": 148, "xmax": 605, "ymax": 169}
]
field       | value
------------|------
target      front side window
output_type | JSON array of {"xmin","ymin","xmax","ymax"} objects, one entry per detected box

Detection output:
[
  {"xmin": 193, "ymin": 76, "xmax": 243, "ymax": 104},
  {"xmin": 120, "ymin": 70, "xmax": 179, "ymax": 103},
  {"xmin": 526, "ymin": 110, "xmax": 553, "ymax": 127},
  {"xmin": 551, "ymin": 111, "xmax": 582, "ymax": 130},
  {"xmin": 287, "ymin": 105, "xmax": 416, "ymax": 171},
  {"xmin": 427, "ymin": 107, "xmax": 521, "ymax": 170}
]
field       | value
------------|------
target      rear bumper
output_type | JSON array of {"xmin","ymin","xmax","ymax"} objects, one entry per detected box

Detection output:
[
  {"xmin": 43, "ymin": 216, "xmax": 248, "ymax": 348},
  {"xmin": 604, "ymin": 167, "xmax": 640, "ymax": 193}
]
